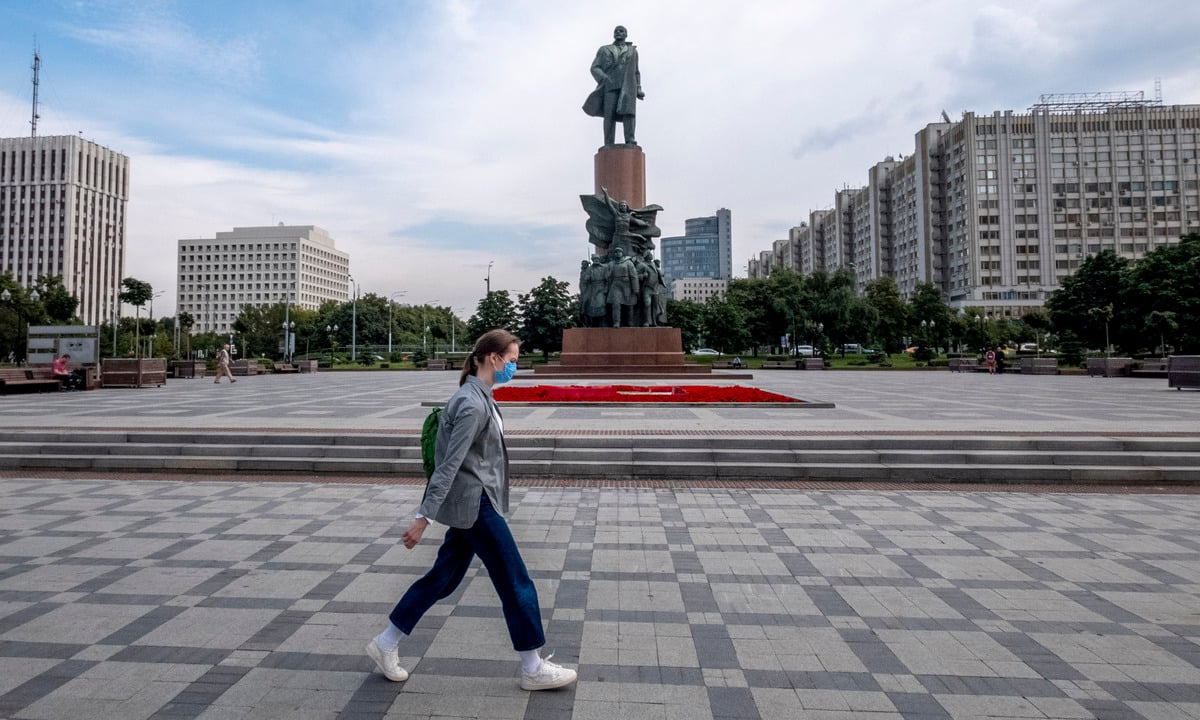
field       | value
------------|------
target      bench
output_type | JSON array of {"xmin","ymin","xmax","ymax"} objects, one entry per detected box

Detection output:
[
  {"xmin": 1132, "ymin": 359, "xmax": 1169, "ymax": 379},
  {"xmin": 711, "ymin": 360, "xmax": 732, "ymax": 369},
  {"xmin": 1168, "ymin": 355, "xmax": 1200, "ymax": 391},
  {"xmin": 296, "ymin": 360, "xmax": 319, "ymax": 373},
  {"xmin": 231, "ymin": 360, "xmax": 264, "ymax": 376},
  {"xmin": 1019, "ymin": 358, "xmax": 1059, "ymax": 375},
  {"xmin": 949, "ymin": 358, "xmax": 982, "ymax": 373},
  {"xmin": 269, "ymin": 361, "xmax": 300, "ymax": 374},
  {"xmin": 0, "ymin": 367, "xmax": 62, "ymax": 394},
  {"xmin": 1087, "ymin": 357, "xmax": 1132, "ymax": 378},
  {"xmin": 801, "ymin": 357, "xmax": 824, "ymax": 370},
  {"xmin": 761, "ymin": 360, "xmax": 799, "ymax": 369},
  {"xmin": 426, "ymin": 359, "xmax": 448, "ymax": 370}
]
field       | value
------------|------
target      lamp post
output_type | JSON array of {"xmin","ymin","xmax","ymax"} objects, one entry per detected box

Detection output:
[
  {"xmin": 388, "ymin": 290, "xmax": 407, "ymax": 354},
  {"xmin": 422, "ymin": 302, "xmax": 439, "ymax": 356},
  {"xmin": 147, "ymin": 291, "xmax": 164, "ymax": 358},
  {"xmin": 0, "ymin": 288, "xmax": 14, "ymax": 363},
  {"xmin": 281, "ymin": 320, "xmax": 295, "ymax": 362},
  {"xmin": 348, "ymin": 276, "xmax": 358, "ymax": 362},
  {"xmin": 486, "ymin": 260, "xmax": 494, "ymax": 296},
  {"xmin": 451, "ymin": 307, "xmax": 465, "ymax": 354},
  {"xmin": 326, "ymin": 323, "xmax": 339, "ymax": 366}
]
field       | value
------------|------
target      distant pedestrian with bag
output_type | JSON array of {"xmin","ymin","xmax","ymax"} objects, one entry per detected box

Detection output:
[
  {"xmin": 365, "ymin": 329, "xmax": 577, "ymax": 692},
  {"xmin": 985, "ymin": 348, "xmax": 996, "ymax": 374},
  {"xmin": 214, "ymin": 344, "xmax": 236, "ymax": 384}
]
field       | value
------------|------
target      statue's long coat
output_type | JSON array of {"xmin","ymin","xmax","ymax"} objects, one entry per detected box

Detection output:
[{"xmin": 583, "ymin": 43, "xmax": 640, "ymax": 119}]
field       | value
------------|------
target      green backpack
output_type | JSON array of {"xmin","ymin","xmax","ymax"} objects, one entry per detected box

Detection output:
[{"xmin": 420, "ymin": 407, "xmax": 442, "ymax": 486}]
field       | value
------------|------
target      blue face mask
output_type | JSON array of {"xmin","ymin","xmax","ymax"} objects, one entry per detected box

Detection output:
[{"xmin": 493, "ymin": 360, "xmax": 517, "ymax": 384}]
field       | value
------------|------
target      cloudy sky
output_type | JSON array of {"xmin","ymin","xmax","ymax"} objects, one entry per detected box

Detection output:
[{"xmin": 2, "ymin": 0, "xmax": 1198, "ymax": 317}]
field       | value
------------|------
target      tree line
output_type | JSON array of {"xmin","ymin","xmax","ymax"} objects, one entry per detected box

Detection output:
[{"xmin": 5, "ymin": 232, "xmax": 1196, "ymax": 364}]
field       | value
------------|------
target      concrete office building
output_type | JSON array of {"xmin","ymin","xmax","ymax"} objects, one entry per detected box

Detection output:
[
  {"xmin": 749, "ymin": 95, "xmax": 1200, "ymax": 317},
  {"xmin": 671, "ymin": 277, "xmax": 729, "ymax": 302},
  {"xmin": 0, "ymin": 135, "xmax": 128, "ymax": 326},
  {"xmin": 659, "ymin": 208, "xmax": 732, "ymax": 289},
  {"xmin": 176, "ymin": 225, "xmax": 350, "ymax": 334}
]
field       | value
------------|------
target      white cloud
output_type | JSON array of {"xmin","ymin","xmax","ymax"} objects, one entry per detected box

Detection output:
[{"xmin": 5, "ymin": 0, "xmax": 1200, "ymax": 319}]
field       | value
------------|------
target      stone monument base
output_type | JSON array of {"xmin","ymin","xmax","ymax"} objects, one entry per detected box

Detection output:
[
  {"xmin": 532, "ymin": 328, "xmax": 749, "ymax": 379},
  {"xmin": 594, "ymin": 145, "xmax": 646, "ymax": 209}
]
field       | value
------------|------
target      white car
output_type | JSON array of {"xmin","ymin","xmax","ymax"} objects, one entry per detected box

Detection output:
[
  {"xmin": 692, "ymin": 348, "xmax": 721, "ymax": 356},
  {"xmin": 794, "ymin": 345, "xmax": 816, "ymax": 357}
]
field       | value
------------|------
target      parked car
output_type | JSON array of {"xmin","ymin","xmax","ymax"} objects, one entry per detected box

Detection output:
[
  {"xmin": 842, "ymin": 343, "xmax": 864, "ymax": 353},
  {"xmin": 793, "ymin": 345, "xmax": 816, "ymax": 357},
  {"xmin": 692, "ymin": 348, "xmax": 720, "ymax": 356}
]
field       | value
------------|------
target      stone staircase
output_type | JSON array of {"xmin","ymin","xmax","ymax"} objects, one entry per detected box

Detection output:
[{"xmin": 2, "ymin": 430, "xmax": 1199, "ymax": 484}]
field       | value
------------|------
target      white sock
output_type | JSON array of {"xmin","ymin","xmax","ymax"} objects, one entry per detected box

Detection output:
[
  {"xmin": 519, "ymin": 649, "xmax": 542, "ymax": 674},
  {"xmin": 374, "ymin": 623, "xmax": 404, "ymax": 651}
]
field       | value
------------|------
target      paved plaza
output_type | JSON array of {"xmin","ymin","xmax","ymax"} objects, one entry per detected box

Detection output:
[
  {"xmin": 2, "ymin": 479, "xmax": 1200, "ymax": 719},
  {"xmin": 0, "ymin": 369, "xmax": 1197, "ymax": 434},
  {"xmin": 1, "ymin": 370, "xmax": 1199, "ymax": 718}
]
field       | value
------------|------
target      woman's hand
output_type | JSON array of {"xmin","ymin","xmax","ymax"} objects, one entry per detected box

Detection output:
[{"xmin": 402, "ymin": 517, "xmax": 429, "ymax": 549}]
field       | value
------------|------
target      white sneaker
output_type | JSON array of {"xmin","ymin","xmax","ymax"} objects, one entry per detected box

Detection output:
[
  {"xmin": 365, "ymin": 639, "xmax": 408, "ymax": 682},
  {"xmin": 520, "ymin": 654, "xmax": 577, "ymax": 691}
]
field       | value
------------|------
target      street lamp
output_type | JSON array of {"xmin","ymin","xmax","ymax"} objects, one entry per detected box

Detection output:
[
  {"xmin": 486, "ymin": 260, "xmax": 494, "ymax": 296},
  {"xmin": 451, "ymin": 307, "xmax": 466, "ymax": 354},
  {"xmin": 422, "ymin": 302, "xmax": 439, "ymax": 355},
  {"xmin": 388, "ymin": 290, "xmax": 407, "ymax": 354},
  {"xmin": 147, "ymin": 291, "xmax": 164, "ymax": 358},
  {"xmin": 326, "ymin": 323, "xmax": 339, "ymax": 366},
  {"xmin": 348, "ymin": 275, "xmax": 359, "ymax": 362},
  {"xmin": 281, "ymin": 320, "xmax": 295, "ymax": 362}
]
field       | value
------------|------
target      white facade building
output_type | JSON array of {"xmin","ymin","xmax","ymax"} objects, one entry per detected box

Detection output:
[
  {"xmin": 749, "ymin": 98, "xmax": 1200, "ymax": 318},
  {"xmin": 0, "ymin": 135, "xmax": 128, "ymax": 325},
  {"xmin": 671, "ymin": 277, "xmax": 728, "ymax": 302},
  {"xmin": 176, "ymin": 225, "xmax": 350, "ymax": 334}
]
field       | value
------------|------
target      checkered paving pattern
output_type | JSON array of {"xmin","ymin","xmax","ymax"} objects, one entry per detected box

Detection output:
[{"xmin": 2, "ymin": 478, "xmax": 1199, "ymax": 719}]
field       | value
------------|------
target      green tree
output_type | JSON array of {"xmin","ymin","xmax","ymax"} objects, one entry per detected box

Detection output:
[
  {"xmin": 38, "ymin": 275, "xmax": 79, "ymax": 323},
  {"xmin": 118, "ymin": 277, "xmax": 153, "ymax": 357},
  {"xmin": 665, "ymin": 299, "xmax": 705, "ymax": 352},
  {"xmin": 1120, "ymin": 233, "xmax": 1200, "ymax": 353},
  {"xmin": 843, "ymin": 298, "xmax": 879, "ymax": 354},
  {"xmin": 863, "ymin": 277, "xmax": 907, "ymax": 353},
  {"xmin": 517, "ymin": 276, "xmax": 575, "ymax": 359},
  {"xmin": 466, "ymin": 291, "xmax": 519, "ymax": 346},
  {"xmin": 803, "ymin": 269, "xmax": 853, "ymax": 355},
  {"xmin": 1045, "ymin": 250, "xmax": 1128, "ymax": 351},
  {"xmin": 908, "ymin": 282, "xmax": 952, "ymax": 351},
  {"xmin": 703, "ymin": 295, "xmax": 750, "ymax": 354},
  {"xmin": 726, "ymin": 276, "xmax": 782, "ymax": 354}
]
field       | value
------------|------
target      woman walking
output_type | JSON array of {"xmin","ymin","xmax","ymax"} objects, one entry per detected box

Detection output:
[{"xmin": 365, "ymin": 329, "xmax": 577, "ymax": 691}]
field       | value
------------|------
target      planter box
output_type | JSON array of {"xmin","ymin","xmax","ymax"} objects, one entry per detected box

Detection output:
[
  {"xmin": 1019, "ymin": 358, "xmax": 1058, "ymax": 375},
  {"xmin": 1087, "ymin": 357, "xmax": 1132, "ymax": 378},
  {"xmin": 102, "ymin": 358, "xmax": 167, "ymax": 388},
  {"xmin": 170, "ymin": 361, "xmax": 206, "ymax": 379},
  {"xmin": 1168, "ymin": 355, "xmax": 1200, "ymax": 390},
  {"xmin": 297, "ymin": 360, "xmax": 319, "ymax": 373}
]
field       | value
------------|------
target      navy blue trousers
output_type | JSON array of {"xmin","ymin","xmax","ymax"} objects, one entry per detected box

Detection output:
[{"xmin": 389, "ymin": 493, "xmax": 545, "ymax": 652}]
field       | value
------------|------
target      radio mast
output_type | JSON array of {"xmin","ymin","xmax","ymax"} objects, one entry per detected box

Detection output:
[{"xmin": 30, "ymin": 50, "xmax": 41, "ymax": 137}]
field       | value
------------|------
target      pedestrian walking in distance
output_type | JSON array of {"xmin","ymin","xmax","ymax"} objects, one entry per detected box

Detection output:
[
  {"xmin": 214, "ymin": 344, "xmax": 236, "ymax": 384},
  {"xmin": 365, "ymin": 329, "xmax": 577, "ymax": 691}
]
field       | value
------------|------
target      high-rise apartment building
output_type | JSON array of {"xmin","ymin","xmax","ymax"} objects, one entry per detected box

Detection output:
[
  {"xmin": 0, "ymin": 135, "xmax": 128, "ymax": 325},
  {"xmin": 660, "ymin": 208, "xmax": 732, "ymax": 291},
  {"xmin": 176, "ymin": 225, "xmax": 350, "ymax": 334},
  {"xmin": 750, "ymin": 97, "xmax": 1200, "ymax": 318}
]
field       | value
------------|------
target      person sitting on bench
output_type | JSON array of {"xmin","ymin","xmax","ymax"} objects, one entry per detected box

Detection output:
[{"xmin": 51, "ymin": 353, "xmax": 79, "ymax": 391}]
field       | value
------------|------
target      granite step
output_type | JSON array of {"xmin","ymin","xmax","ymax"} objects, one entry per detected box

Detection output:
[{"xmin": 1, "ymin": 431, "xmax": 1197, "ymax": 484}]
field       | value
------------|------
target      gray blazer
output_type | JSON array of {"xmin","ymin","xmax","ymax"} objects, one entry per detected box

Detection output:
[{"xmin": 417, "ymin": 376, "xmax": 510, "ymax": 529}]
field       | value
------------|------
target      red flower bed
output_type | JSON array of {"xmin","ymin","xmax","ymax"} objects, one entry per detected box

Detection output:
[{"xmin": 493, "ymin": 385, "xmax": 799, "ymax": 403}]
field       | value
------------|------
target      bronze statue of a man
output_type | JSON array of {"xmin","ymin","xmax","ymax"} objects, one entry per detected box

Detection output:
[{"xmin": 582, "ymin": 25, "xmax": 644, "ymax": 146}]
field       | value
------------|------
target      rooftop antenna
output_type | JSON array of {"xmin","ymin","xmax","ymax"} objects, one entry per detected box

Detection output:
[
  {"xmin": 941, "ymin": 109, "xmax": 951, "ymax": 124},
  {"xmin": 30, "ymin": 49, "xmax": 41, "ymax": 137},
  {"xmin": 1154, "ymin": 77, "xmax": 1162, "ymax": 104}
]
